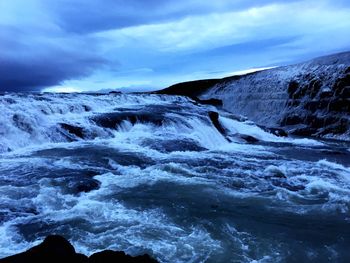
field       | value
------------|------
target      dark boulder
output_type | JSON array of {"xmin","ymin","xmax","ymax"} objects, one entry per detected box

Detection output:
[
  {"xmin": 208, "ymin": 111, "xmax": 229, "ymax": 139},
  {"xmin": 69, "ymin": 178, "xmax": 101, "ymax": 194},
  {"xmin": 240, "ymin": 134, "xmax": 259, "ymax": 143},
  {"xmin": 89, "ymin": 250, "xmax": 158, "ymax": 263},
  {"xmin": 0, "ymin": 235, "xmax": 158, "ymax": 263},
  {"xmin": 82, "ymin": 105, "xmax": 92, "ymax": 112},
  {"xmin": 59, "ymin": 123, "xmax": 85, "ymax": 139},
  {"xmin": 0, "ymin": 235, "xmax": 87, "ymax": 263}
]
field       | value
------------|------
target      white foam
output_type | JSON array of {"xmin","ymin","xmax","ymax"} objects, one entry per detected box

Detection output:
[
  {"xmin": 316, "ymin": 159, "xmax": 350, "ymax": 171},
  {"xmin": 219, "ymin": 116, "xmax": 323, "ymax": 146},
  {"xmin": 0, "ymin": 93, "xmax": 194, "ymax": 153},
  {"xmin": 0, "ymin": 170, "xmax": 221, "ymax": 261}
]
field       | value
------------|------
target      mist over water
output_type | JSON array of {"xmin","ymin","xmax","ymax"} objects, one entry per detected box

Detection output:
[{"xmin": 0, "ymin": 93, "xmax": 350, "ymax": 262}]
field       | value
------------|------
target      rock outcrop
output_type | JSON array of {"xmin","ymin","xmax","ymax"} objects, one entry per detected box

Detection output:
[
  {"xmin": 0, "ymin": 235, "xmax": 158, "ymax": 263},
  {"xmin": 160, "ymin": 51, "xmax": 350, "ymax": 140}
]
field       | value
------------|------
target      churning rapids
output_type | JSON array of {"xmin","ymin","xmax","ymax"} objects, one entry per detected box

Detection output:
[{"xmin": 0, "ymin": 93, "xmax": 350, "ymax": 262}]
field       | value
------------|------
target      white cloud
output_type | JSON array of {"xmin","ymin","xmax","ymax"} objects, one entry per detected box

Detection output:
[
  {"xmin": 225, "ymin": 67, "xmax": 277, "ymax": 77},
  {"xmin": 97, "ymin": 1, "xmax": 350, "ymax": 54}
]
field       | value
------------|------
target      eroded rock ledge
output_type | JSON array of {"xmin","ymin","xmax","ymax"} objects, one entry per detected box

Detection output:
[{"xmin": 0, "ymin": 235, "xmax": 158, "ymax": 263}]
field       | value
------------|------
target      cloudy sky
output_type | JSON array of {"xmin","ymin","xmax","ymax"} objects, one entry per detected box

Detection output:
[{"xmin": 1, "ymin": 0, "xmax": 350, "ymax": 92}]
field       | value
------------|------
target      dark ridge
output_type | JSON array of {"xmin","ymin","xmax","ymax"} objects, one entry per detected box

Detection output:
[
  {"xmin": 155, "ymin": 71, "xmax": 262, "ymax": 97},
  {"xmin": 0, "ymin": 235, "xmax": 158, "ymax": 263},
  {"xmin": 156, "ymin": 79, "xmax": 220, "ymax": 97}
]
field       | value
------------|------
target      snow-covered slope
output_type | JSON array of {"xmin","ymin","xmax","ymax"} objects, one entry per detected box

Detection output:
[{"xmin": 199, "ymin": 51, "xmax": 350, "ymax": 140}]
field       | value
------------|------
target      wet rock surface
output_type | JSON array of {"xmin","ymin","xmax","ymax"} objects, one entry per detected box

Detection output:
[{"xmin": 282, "ymin": 66, "xmax": 350, "ymax": 138}]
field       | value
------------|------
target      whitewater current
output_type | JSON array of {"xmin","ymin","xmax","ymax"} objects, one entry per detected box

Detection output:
[{"xmin": 0, "ymin": 93, "xmax": 349, "ymax": 262}]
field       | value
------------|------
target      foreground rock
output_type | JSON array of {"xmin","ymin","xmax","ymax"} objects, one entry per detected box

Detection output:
[{"xmin": 0, "ymin": 235, "xmax": 158, "ymax": 263}]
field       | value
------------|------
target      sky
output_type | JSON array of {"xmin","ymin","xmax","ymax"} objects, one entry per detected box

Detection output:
[{"xmin": 0, "ymin": 0, "xmax": 350, "ymax": 92}]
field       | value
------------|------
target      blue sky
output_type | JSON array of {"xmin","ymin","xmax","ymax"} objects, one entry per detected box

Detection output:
[{"xmin": 1, "ymin": 0, "xmax": 350, "ymax": 92}]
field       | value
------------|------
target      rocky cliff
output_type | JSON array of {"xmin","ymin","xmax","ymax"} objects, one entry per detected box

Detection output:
[{"xmin": 160, "ymin": 51, "xmax": 350, "ymax": 140}]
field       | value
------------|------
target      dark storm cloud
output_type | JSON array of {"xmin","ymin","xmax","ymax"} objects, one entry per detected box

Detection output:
[
  {"xmin": 0, "ymin": 24, "xmax": 108, "ymax": 91},
  {"xmin": 0, "ymin": 51, "xmax": 106, "ymax": 92}
]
